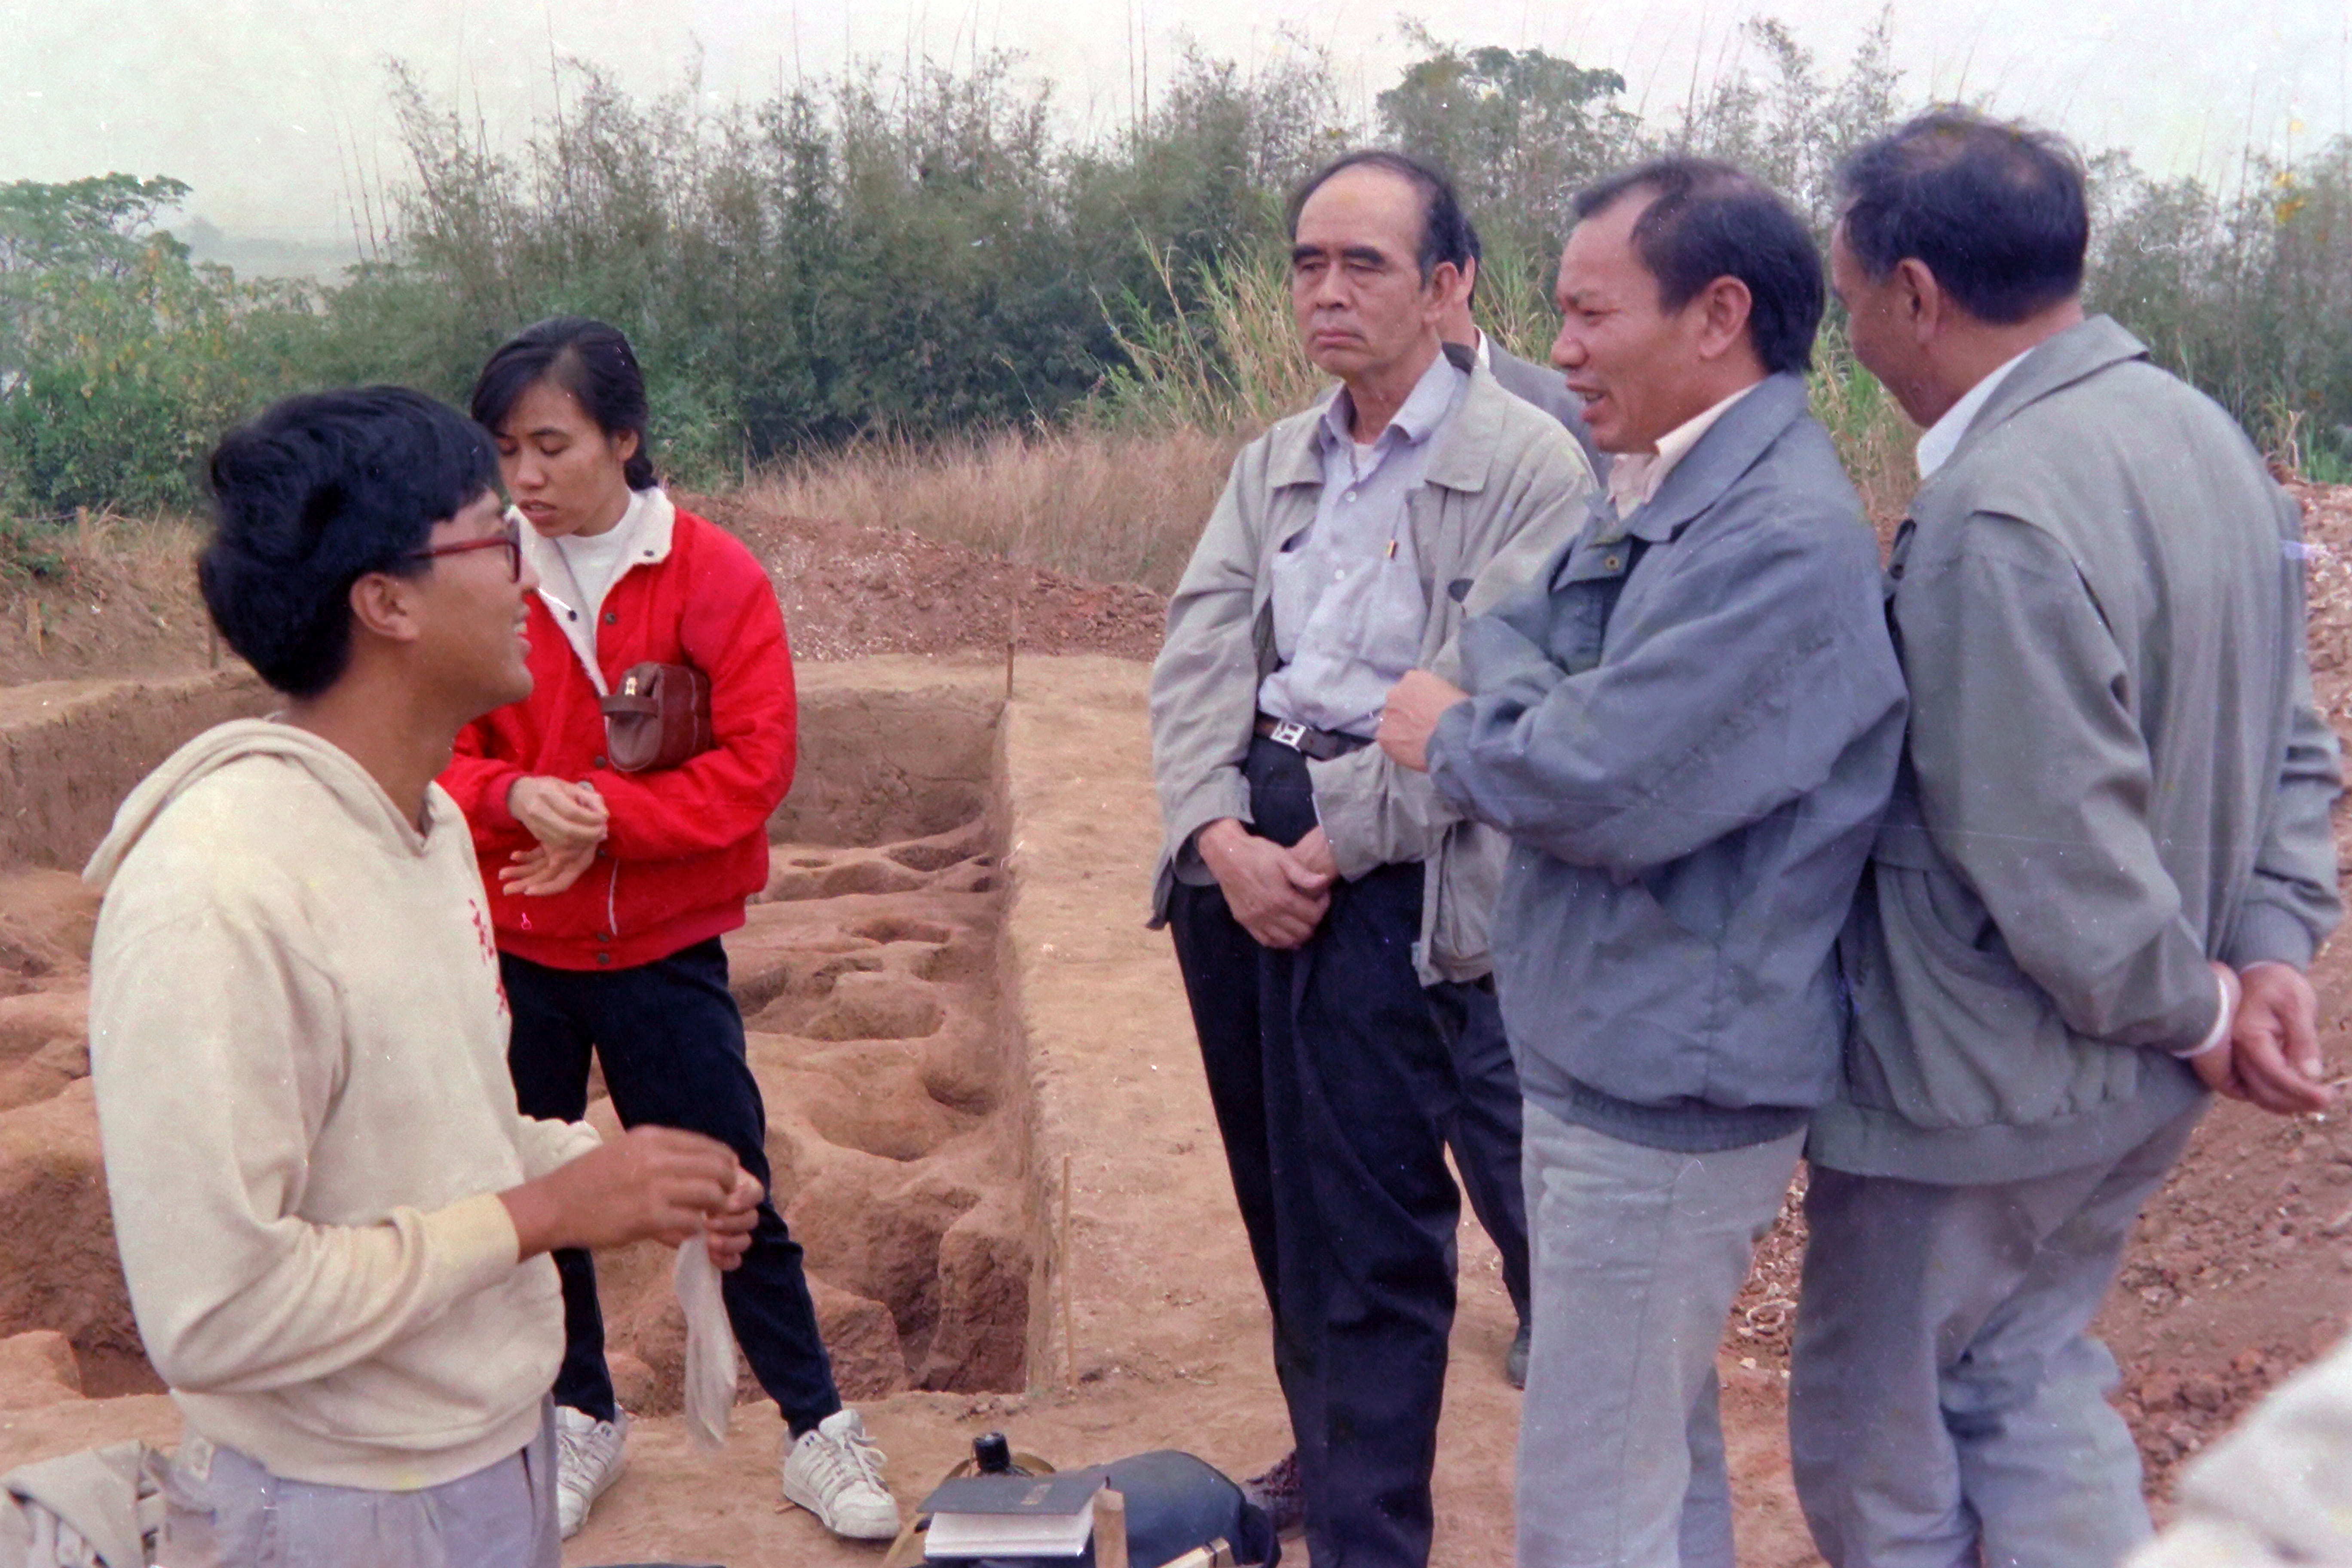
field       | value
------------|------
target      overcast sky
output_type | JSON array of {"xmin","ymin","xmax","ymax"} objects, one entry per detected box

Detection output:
[{"xmin": 4, "ymin": 0, "xmax": 2348, "ymax": 245}]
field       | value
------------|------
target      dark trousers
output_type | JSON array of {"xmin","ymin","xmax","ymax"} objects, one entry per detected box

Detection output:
[
  {"xmin": 502, "ymin": 938, "xmax": 842, "ymax": 1436},
  {"xmin": 1166, "ymin": 738, "xmax": 1532, "ymax": 1568}
]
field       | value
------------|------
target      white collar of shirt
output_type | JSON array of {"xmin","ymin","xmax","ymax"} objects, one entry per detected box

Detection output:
[
  {"xmin": 1321, "ymin": 349, "xmax": 1465, "ymax": 462},
  {"xmin": 1915, "ymin": 349, "xmax": 2033, "ymax": 478},
  {"xmin": 551, "ymin": 489, "xmax": 646, "ymax": 599},
  {"xmin": 524, "ymin": 487, "xmax": 676, "ymax": 697},
  {"xmin": 1605, "ymin": 381, "xmax": 1761, "ymax": 517},
  {"xmin": 1472, "ymin": 328, "xmax": 1492, "ymax": 370}
]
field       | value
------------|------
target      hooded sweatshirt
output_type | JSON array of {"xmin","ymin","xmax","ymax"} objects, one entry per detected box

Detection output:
[{"xmin": 83, "ymin": 720, "xmax": 601, "ymax": 1490}]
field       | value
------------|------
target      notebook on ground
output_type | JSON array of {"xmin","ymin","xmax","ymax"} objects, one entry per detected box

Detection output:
[{"xmin": 919, "ymin": 1472, "xmax": 1103, "ymax": 1559}]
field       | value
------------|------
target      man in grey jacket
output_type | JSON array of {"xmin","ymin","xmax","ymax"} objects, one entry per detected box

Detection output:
[
  {"xmin": 1149, "ymin": 149, "xmax": 1594, "ymax": 1567},
  {"xmin": 1795, "ymin": 110, "xmax": 2343, "ymax": 1566},
  {"xmin": 1380, "ymin": 158, "xmax": 1906, "ymax": 1568}
]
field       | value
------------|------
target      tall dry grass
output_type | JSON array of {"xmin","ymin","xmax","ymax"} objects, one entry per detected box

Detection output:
[
  {"xmin": 1097, "ymin": 244, "xmax": 1330, "ymax": 437},
  {"xmin": 1808, "ymin": 321, "xmax": 1920, "ymax": 540},
  {"xmin": 737, "ymin": 423, "xmax": 1244, "ymax": 594},
  {"xmin": 0, "ymin": 508, "xmax": 214, "ymax": 682}
]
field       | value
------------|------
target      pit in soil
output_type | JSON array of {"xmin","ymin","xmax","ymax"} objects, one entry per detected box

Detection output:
[{"xmin": 0, "ymin": 671, "xmax": 1035, "ymax": 1415}]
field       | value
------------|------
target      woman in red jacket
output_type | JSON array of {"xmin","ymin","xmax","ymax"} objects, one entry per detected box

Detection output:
[{"xmin": 442, "ymin": 318, "xmax": 897, "ymax": 1544}]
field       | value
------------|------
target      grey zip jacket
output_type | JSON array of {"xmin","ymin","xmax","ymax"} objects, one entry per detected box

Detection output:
[
  {"xmin": 1815, "ymin": 317, "xmax": 2343, "ymax": 1182},
  {"xmin": 1149, "ymin": 349, "xmax": 1597, "ymax": 983},
  {"xmin": 1485, "ymin": 340, "xmax": 1610, "ymax": 484},
  {"xmin": 1426, "ymin": 374, "xmax": 1908, "ymax": 1147}
]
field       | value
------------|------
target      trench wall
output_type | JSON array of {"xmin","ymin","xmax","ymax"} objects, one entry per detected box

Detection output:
[
  {"xmin": 0, "ymin": 671, "xmax": 271, "ymax": 871},
  {"xmin": 0, "ymin": 655, "xmax": 1047, "ymax": 1404}
]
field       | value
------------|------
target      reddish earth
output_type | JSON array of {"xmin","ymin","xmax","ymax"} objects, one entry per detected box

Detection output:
[
  {"xmin": 695, "ymin": 492, "xmax": 1167, "ymax": 665},
  {"xmin": 0, "ymin": 491, "xmax": 1164, "ymax": 689},
  {"xmin": 0, "ymin": 486, "xmax": 2345, "ymax": 1565}
]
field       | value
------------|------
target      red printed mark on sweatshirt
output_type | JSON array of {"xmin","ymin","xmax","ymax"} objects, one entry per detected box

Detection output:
[{"xmin": 469, "ymin": 900, "xmax": 511, "ymax": 1020}]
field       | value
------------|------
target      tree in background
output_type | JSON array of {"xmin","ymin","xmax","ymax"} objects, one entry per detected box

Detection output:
[
  {"xmin": 2092, "ymin": 141, "xmax": 2352, "ymax": 477},
  {"xmin": 0, "ymin": 175, "xmax": 317, "ymax": 519},
  {"xmin": 2, "ymin": 18, "xmax": 2348, "ymax": 527},
  {"xmin": 1375, "ymin": 24, "xmax": 1639, "ymax": 260}
]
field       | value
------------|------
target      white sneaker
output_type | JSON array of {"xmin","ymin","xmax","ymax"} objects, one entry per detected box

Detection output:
[
  {"xmin": 553, "ymin": 1404, "xmax": 629, "ymax": 1539},
  {"xmin": 781, "ymin": 1408, "xmax": 901, "ymax": 1540}
]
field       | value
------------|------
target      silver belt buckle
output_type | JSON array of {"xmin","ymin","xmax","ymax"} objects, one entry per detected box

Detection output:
[{"xmin": 1268, "ymin": 720, "xmax": 1308, "ymax": 751}]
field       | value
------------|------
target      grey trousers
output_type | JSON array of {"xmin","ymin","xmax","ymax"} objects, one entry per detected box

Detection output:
[
  {"xmin": 159, "ymin": 1403, "xmax": 560, "ymax": 1568},
  {"xmin": 1788, "ymin": 1103, "xmax": 2203, "ymax": 1568},
  {"xmin": 1517, "ymin": 1102, "xmax": 1804, "ymax": 1568}
]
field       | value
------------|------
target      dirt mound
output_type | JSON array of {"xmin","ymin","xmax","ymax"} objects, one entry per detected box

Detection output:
[
  {"xmin": 682, "ymin": 491, "xmax": 1166, "ymax": 664},
  {"xmin": 0, "ymin": 1331, "xmax": 84, "ymax": 1411},
  {"xmin": 0, "ymin": 519, "xmax": 213, "ymax": 689},
  {"xmin": 0, "ymin": 497, "xmax": 1170, "ymax": 689},
  {"xmin": 0, "ymin": 673, "xmax": 272, "ymax": 871}
]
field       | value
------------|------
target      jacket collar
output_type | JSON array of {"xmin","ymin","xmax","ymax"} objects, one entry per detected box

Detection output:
[
  {"xmin": 519, "ymin": 487, "xmax": 677, "ymax": 600},
  {"xmin": 1929, "ymin": 315, "xmax": 2149, "ymax": 484},
  {"xmin": 518, "ymin": 486, "xmax": 678, "ymax": 696},
  {"xmin": 1265, "ymin": 340, "xmax": 1516, "ymax": 495},
  {"xmin": 1614, "ymin": 371, "xmax": 1810, "ymax": 544}
]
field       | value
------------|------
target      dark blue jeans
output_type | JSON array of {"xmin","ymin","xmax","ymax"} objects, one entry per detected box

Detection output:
[
  {"xmin": 502, "ymin": 937, "xmax": 842, "ymax": 1436},
  {"xmin": 1166, "ymin": 737, "xmax": 1531, "ymax": 1568}
]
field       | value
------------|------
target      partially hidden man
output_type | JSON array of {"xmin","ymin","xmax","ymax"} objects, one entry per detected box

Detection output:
[
  {"xmin": 1149, "ymin": 149, "xmax": 1596, "ymax": 1566},
  {"xmin": 1378, "ymin": 159, "xmax": 1905, "ymax": 1568},
  {"xmin": 1438, "ymin": 215, "xmax": 1609, "ymax": 483},
  {"xmin": 1795, "ymin": 110, "xmax": 2343, "ymax": 1567},
  {"xmin": 84, "ymin": 389, "xmax": 760, "ymax": 1567}
]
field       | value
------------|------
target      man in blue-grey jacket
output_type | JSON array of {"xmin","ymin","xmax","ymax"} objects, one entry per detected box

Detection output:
[
  {"xmin": 1379, "ymin": 158, "xmax": 1906, "ymax": 1568},
  {"xmin": 1795, "ymin": 110, "xmax": 2342, "ymax": 1568}
]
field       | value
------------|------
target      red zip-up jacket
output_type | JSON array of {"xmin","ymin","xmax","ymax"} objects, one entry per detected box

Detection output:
[{"xmin": 441, "ymin": 493, "xmax": 795, "ymax": 971}]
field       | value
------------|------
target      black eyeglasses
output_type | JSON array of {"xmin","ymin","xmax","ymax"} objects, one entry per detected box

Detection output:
[{"xmin": 401, "ymin": 516, "xmax": 523, "ymax": 582}]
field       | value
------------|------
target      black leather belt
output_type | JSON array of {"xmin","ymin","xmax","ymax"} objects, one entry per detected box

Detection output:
[{"xmin": 1254, "ymin": 714, "xmax": 1372, "ymax": 761}]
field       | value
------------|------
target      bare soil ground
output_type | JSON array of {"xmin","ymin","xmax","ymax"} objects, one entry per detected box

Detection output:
[
  {"xmin": 0, "ymin": 487, "xmax": 2347, "ymax": 1565},
  {"xmin": 0, "ymin": 493, "xmax": 1164, "ymax": 688}
]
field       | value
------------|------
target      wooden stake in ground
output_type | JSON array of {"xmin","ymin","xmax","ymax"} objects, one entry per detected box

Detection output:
[
  {"xmin": 1006, "ymin": 600, "xmax": 1021, "ymax": 700},
  {"xmin": 1093, "ymin": 1486, "xmax": 1128, "ymax": 1568},
  {"xmin": 1061, "ymin": 1151, "xmax": 1075, "ymax": 1388}
]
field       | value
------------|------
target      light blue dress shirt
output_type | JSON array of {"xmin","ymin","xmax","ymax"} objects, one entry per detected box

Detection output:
[{"xmin": 1257, "ymin": 352, "xmax": 1468, "ymax": 737}]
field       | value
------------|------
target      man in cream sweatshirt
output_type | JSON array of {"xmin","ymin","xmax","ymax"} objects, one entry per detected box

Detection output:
[{"xmin": 83, "ymin": 386, "xmax": 759, "ymax": 1567}]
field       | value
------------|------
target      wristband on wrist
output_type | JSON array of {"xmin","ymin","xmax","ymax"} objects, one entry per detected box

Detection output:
[{"xmin": 2174, "ymin": 968, "xmax": 2240, "ymax": 1060}]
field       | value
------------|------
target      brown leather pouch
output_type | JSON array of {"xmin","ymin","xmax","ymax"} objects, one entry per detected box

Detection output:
[{"xmin": 599, "ymin": 662, "xmax": 713, "ymax": 772}]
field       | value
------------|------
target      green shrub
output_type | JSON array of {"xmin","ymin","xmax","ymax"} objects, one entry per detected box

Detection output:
[{"xmin": 3, "ymin": 24, "xmax": 2348, "ymax": 530}]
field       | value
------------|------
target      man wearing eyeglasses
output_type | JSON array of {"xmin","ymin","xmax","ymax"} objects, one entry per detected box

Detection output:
[{"xmin": 82, "ymin": 387, "xmax": 758, "ymax": 1567}]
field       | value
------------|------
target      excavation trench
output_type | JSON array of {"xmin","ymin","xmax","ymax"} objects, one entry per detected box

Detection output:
[{"xmin": 0, "ymin": 664, "xmax": 1036, "ymax": 1413}]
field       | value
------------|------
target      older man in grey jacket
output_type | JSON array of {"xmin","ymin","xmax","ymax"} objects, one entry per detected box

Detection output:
[
  {"xmin": 1381, "ymin": 158, "xmax": 1905, "ymax": 1568},
  {"xmin": 1794, "ymin": 110, "xmax": 2343, "ymax": 1568},
  {"xmin": 1150, "ymin": 148, "xmax": 1593, "ymax": 1567}
]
